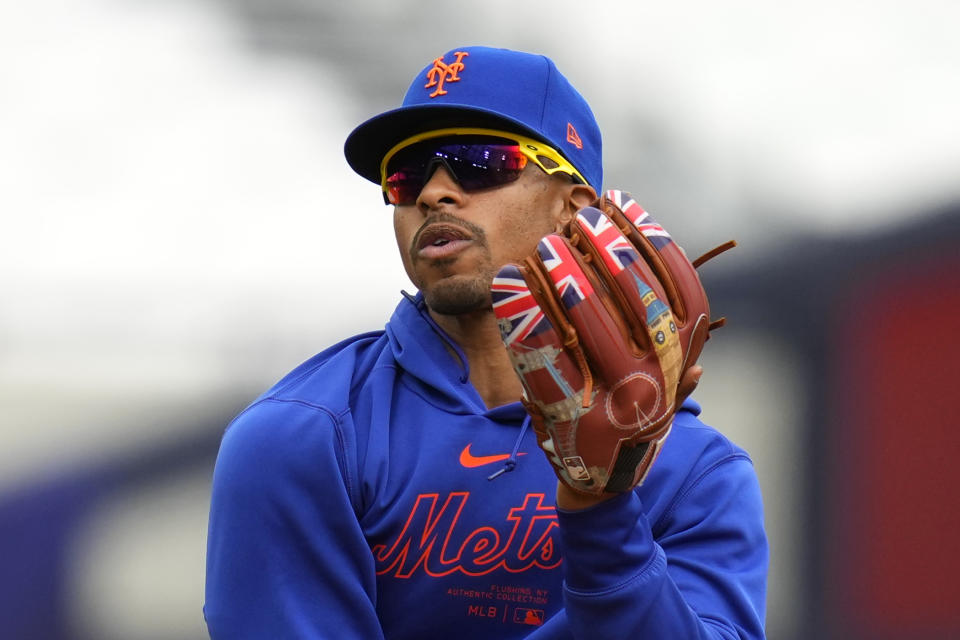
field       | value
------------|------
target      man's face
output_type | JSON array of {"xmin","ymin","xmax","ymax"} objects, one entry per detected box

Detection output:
[{"xmin": 393, "ymin": 163, "xmax": 583, "ymax": 316}]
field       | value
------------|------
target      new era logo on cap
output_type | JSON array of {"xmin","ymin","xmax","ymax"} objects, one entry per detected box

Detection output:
[{"xmin": 566, "ymin": 123, "xmax": 583, "ymax": 150}]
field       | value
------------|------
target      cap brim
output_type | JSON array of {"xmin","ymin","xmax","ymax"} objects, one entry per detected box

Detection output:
[{"xmin": 344, "ymin": 104, "xmax": 552, "ymax": 185}]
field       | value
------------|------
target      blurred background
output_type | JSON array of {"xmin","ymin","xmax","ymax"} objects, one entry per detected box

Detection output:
[{"xmin": 2, "ymin": 1, "xmax": 958, "ymax": 638}]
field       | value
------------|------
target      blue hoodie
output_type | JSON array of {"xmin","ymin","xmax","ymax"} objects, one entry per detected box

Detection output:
[{"xmin": 204, "ymin": 293, "xmax": 768, "ymax": 639}]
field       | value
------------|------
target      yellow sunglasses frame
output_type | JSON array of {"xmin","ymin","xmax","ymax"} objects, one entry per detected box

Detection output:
[{"xmin": 379, "ymin": 127, "xmax": 587, "ymax": 204}]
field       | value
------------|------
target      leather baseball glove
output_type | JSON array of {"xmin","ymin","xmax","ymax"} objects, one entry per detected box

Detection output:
[{"xmin": 492, "ymin": 189, "xmax": 733, "ymax": 495}]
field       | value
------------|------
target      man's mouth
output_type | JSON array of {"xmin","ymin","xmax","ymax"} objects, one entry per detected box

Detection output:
[{"xmin": 414, "ymin": 224, "xmax": 475, "ymax": 260}]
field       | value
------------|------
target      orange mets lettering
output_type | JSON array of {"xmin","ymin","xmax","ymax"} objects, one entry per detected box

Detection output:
[
  {"xmin": 425, "ymin": 51, "xmax": 469, "ymax": 98},
  {"xmin": 566, "ymin": 123, "xmax": 583, "ymax": 150},
  {"xmin": 372, "ymin": 492, "xmax": 560, "ymax": 578}
]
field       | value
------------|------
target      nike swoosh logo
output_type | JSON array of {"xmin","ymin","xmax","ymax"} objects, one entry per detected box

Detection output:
[{"xmin": 459, "ymin": 444, "xmax": 527, "ymax": 468}]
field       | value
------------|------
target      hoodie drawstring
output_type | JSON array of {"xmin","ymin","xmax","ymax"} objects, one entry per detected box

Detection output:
[{"xmin": 488, "ymin": 415, "xmax": 531, "ymax": 481}]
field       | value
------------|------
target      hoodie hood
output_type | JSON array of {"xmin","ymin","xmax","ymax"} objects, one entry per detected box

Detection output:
[{"xmin": 385, "ymin": 292, "xmax": 527, "ymax": 422}]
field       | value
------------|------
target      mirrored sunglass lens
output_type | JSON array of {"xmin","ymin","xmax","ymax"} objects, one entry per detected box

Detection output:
[
  {"xmin": 385, "ymin": 139, "xmax": 528, "ymax": 205},
  {"xmin": 437, "ymin": 144, "xmax": 526, "ymax": 170},
  {"xmin": 443, "ymin": 145, "xmax": 526, "ymax": 190},
  {"xmin": 385, "ymin": 170, "xmax": 421, "ymax": 205}
]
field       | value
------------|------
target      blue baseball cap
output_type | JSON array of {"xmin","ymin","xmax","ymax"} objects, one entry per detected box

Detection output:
[{"xmin": 344, "ymin": 46, "xmax": 603, "ymax": 191}]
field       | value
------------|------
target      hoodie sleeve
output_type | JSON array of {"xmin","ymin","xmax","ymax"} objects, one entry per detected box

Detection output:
[
  {"xmin": 203, "ymin": 398, "xmax": 383, "ymax": 640},
  {"xmin": 549, "ymin": 453, "xmax": 768, "ymax": 640}
]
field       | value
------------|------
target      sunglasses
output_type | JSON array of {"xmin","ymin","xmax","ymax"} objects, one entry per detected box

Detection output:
[{"xmin": 380, "ymin": 127, "xmax": 587, "ymax": 206}]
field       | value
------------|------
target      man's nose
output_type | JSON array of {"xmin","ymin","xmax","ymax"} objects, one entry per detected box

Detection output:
[{"xmin": 417, "ymin": 162, "xmax": 464, "ymax": 211}]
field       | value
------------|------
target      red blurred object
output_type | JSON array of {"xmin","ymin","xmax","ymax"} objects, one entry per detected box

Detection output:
[{"xmin": 829, "ymin": 249, "xmax": 960, "ymax": 637}]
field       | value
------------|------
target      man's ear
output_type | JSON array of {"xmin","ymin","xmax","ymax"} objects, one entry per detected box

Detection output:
[
  {"xmin": 556, "ymin": 184, "xmax": 597, "ymax": 230},
  {"xmin": 569, "ymin": 184, "xmax": 597, "ymax": 211}
]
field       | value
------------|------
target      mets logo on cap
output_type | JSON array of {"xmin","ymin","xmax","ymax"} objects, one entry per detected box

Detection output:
[{"xmin": 425, "ymin": 51, "xmax": 469, "ymax": 98}]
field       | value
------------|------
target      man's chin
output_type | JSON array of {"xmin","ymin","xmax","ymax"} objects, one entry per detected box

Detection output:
[{"xmin": 423, "ymin": 279, "xmax": 493, "ymax": 316}]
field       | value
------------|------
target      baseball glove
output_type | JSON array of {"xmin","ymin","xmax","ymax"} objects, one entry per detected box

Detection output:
[{"xmin": 492, "ymin": 189, "xmax": 734, "ymax": 495}]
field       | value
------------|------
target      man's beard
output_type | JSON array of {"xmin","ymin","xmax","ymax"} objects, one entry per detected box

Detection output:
[{"xmin": 423, "ymin": 272, "xmax": 494, "ymax": 316}]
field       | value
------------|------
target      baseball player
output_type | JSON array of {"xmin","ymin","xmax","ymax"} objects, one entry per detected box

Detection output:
[{"xmin": 204, "ymin": 46, "xmax": 768, "ymax": 639}]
